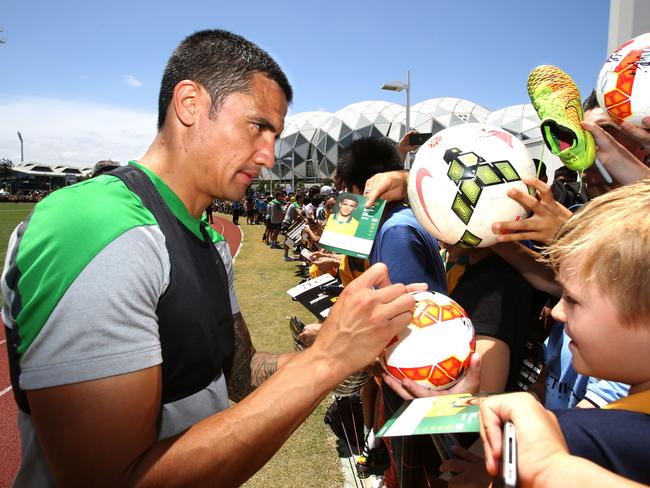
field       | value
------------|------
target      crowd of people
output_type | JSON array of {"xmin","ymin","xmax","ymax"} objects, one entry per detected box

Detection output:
[
  {"xmin": 0, "ymin": 189, "xmax": 50, "ymax": 202},
  {"xmin": 2, "ymin": 27, "xmax": 650, "ymax": 488}
]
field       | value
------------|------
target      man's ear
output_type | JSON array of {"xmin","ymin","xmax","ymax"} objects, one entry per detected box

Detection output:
[{"xmin": 171, "ymin": 80, "xmax": 201, "ymax": 127}]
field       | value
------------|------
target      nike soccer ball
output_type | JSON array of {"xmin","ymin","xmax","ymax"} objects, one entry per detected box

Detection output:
[
  {"xmin": 408, "ymin": 123, "xmax": 536, "ymax": 248},
  {"xmin": 596, "ymin": 33, "xmax": 650, "ymax": 126},
  {"xmin": 380, "ymin": 291, "xmax": 475, "ymax": 390}
]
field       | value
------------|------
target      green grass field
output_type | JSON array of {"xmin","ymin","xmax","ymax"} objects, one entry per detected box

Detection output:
[
  {"xmin": 0, "ymin": 203, "xmax": 35, "ymax": 267},
  {"xmin": 0, "ymin": 205, "xmax": 342, "ymax": 487}
]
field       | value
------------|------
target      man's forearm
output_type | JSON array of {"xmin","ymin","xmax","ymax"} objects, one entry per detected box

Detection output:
[
  {"xmin": 128, "ymin": 347, "xmax": 340, "ymax": 487},
  {"xmin": 225, "ymin": 312, "xmax": 297, "ymax": 401}
]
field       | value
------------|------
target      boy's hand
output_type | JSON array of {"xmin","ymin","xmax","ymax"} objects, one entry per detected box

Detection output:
[
  {"xmin": 492, "ymin": 178, "xmax": 571, "ymax": 245},
  {"xmin": 479, "ymin": 392, "xmax": 569, "ymax": 482}
]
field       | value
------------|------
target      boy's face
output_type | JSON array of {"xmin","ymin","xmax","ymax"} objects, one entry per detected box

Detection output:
[{"xmin": 551, "ymin": 264, "xmax": 650, "ymax": 387}]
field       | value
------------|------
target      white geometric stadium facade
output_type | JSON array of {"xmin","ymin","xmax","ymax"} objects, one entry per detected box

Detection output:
[
  {"xmin": 312, "ymin": 100, "xmax": 405, "ymax": 177},
  {"xmin": 265, "ymin": 97, "xmax": 557, "ymax": 185},
  {"xmin": 486, "ymin": 104, "xmax": 562, "ymax": 175},
  {"xmin": 267, "ymin": 111, "xmax": 333, "ymax": 182}
]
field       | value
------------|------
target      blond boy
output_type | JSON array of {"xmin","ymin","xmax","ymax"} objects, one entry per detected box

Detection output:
[{"xmin": 479, "ymin": 178, "xmax": 650, "ymax": 486}]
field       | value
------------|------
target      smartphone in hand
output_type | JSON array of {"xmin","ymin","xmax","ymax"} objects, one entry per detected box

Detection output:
[
  {"xmin": 408, "ymin": 132, "xmax": 433, "ymax": 146},
  {"xmin": 501, "ymin": 421, "xmax": 517, "ymax": 487}
]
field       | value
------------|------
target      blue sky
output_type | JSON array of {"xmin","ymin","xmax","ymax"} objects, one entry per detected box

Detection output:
[{"xmin": 1, "ymin": 0, "xmax": 610, "ymax": 166}]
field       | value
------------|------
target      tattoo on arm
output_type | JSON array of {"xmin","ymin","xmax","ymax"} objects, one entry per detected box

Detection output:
[{"xmin": 224, "ymin": 313, "xmax": 280, "ymax": 402}]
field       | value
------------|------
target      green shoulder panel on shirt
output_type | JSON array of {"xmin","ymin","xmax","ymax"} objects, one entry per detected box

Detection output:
[
  {"xmin": 129, "ymin": 161, "xmax": 224, "ymax": 244},
  {"xmin": 15, "ymin": 175, "xmax": 157, "ymax": 354}
]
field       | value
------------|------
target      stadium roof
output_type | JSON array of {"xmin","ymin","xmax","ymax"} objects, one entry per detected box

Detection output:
[{"xmin": 12, "ymin": 162, "xmax": 95, "ymax": 177}]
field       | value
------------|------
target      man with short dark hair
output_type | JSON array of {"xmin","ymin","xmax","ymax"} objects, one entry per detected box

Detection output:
[{"xmin": 1, "ymin": 30, "xmax": 419, "ymax": 487}]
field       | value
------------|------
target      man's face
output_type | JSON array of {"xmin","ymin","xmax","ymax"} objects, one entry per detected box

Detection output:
[
  {"xmin": 193, "ymin": 73, "xmax": 287, "ymax": 202},
  {"xmin": 551, "ymin": 264, "xmax": 650, "ymax": 386},
  {"xmin": 338, "ymin": 198, "xmax": 357, "ymax": 218}
]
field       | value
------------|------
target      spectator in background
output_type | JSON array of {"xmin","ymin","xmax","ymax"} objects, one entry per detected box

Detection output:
[
  {"xmin": 232, "ymin": 199, "xmax": 241, "ymax": 225},
  {"xmin": 268, "ymin": 191, "xmax": 284, "ymax": 248},
  {"xmin": 205, "ymin": 200, "xmax": 214, "ymax": 224}
]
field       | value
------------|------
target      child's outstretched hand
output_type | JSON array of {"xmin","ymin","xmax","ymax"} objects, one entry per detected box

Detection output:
[{"xmin": 492, "ymin": 178, "xmax": 571, "ymax": 245}]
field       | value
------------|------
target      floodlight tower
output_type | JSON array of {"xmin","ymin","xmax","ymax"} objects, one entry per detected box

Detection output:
[{"xmin": 17, "ymin": 131, "xmax": 23, "ymax": 162}]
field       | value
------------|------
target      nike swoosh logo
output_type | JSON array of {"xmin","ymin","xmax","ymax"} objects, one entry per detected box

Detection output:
[{"xmin": 415, "ymin": 167, "xmax": 441, "ymax": 233}]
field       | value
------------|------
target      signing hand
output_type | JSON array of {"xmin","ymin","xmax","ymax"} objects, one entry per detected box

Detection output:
[{"xmin": 312, "ymin": 263, "xmax": 427, "ymax": 377}]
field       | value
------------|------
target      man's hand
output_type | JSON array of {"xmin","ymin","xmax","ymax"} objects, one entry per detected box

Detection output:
[
  {"xmin": 582, "ymin": 120, "xmax": 650, "ymax": 185},
  {"xmin": 363, "ymin": 170, "xmax": 409, "ymax": 208},
  {"xmin": 311, "ymin": 263, "xmax": 427, "ymax": 377},
  {"xmin": 382, "ymin": 352, "xmax": 481, "ymax": 400},
  {"xmin": 492, "ymin": 178, "xmax": 571, "ymax": 245}
]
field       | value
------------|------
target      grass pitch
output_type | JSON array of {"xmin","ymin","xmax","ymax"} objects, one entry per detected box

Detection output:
[{"xmin": 0, "ymin": 203, "xmax": 35, "ymax": 267}]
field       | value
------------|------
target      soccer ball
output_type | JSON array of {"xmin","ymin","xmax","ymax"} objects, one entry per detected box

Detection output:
[
  {"xmin": 408, "ymin": 123, "xmax": 536, "ymax": 248},
  {"xmin": 596, "ymin": 33, "xmax": 650, "ymax": 126},
  {"xmin": 380, "ymin": 291, "xmax": 475, "ymax": 390}
]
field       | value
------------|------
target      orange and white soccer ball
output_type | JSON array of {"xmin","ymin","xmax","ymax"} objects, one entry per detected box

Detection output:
[
  {"xmin": 380, "ymin": 291, "xmax": 476, "ymax": 390},
  {"xmin": 596, "ymin": 33, "xmax": 650, "ymax": 126}
]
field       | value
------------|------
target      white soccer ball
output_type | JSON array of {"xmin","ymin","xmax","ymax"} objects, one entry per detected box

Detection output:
[
  {"xmin": 380, "ymin": 291, "xmax": 475, "ymax": 390},
  {"xmin": 596, "ymin": 33, "xmax": 650, "ymax": 126},
  {"xmin": 408, "ymin": 123, "xmax": 536, "ymax": 248}
]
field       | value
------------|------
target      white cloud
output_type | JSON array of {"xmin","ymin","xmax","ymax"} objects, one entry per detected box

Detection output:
[
  {"xmin": 125, "ymin": 75, "xmax": 143, "ymax": 88},
  {"xmin": 0, "ymin": 96, "xmax": 157, "ymax": 167}
]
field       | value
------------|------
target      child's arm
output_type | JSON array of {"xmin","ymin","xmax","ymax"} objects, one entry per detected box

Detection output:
[
  {"xmin": 492, "ymin": 242, "xmax": 561, "ymax": 297},
  {"xmin": 480, "ymin": 392, "xmax": 645, "ymax": 487}
]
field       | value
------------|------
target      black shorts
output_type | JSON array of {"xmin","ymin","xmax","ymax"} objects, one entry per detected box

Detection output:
[{"xmin": 269, "ymin": 222, "xmax": 281, "ymax": 231}]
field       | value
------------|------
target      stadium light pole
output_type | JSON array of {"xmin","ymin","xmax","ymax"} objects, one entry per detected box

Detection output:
[
  {"xmin": 17, "ymin": 131, "xmax": 24, "ymax": 162},
  {"xmin": 381, "ymin": 70, "xmax": 411, "ymax": 168}
]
